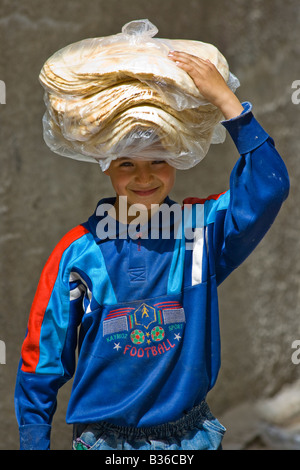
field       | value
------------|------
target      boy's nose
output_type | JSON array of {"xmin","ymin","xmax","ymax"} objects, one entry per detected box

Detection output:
[{"xmin": 135, "ymin": 167, "xmax": 153, "ymax": 184}]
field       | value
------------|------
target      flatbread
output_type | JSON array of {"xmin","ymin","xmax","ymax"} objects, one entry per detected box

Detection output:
[
  {"xmin": 39, "ymin": 20, "xmax": 233, "ymax": 170},
  {"xmin": 44, "ymin": 103, "xmax": 220, "ymax": 159},
  {"xmin": 47, "ymin": 80, "xmax": 220, "ymax": 142},
  {"xmin": 39, "ymin": 37, "xmax": 229, "ymax": 101}
]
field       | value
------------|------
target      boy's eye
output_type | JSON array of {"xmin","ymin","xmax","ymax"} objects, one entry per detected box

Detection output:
[
  {"xmin": 119, "ymin": 161, "xmax": 133, "ymax": 167},
  {"xmin": 152, "ymin": 160, "xmax": 166, "ymax": 165}
]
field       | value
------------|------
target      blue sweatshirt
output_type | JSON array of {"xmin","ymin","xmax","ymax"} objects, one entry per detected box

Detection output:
[{"xmin": 15, "ymin": 103, "xmax": 289, "ymax": 450}]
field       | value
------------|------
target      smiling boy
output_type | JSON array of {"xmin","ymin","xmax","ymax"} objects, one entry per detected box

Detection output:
[
  {"xmin": 104, "ymin": 158, "xmax": 176, "ymax": 224},
  {"xmin": 15, "ymin": 52, "xmax": 289, "ymax": 451}
]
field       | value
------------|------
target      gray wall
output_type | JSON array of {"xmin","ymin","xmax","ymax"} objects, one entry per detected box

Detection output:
[{"xmin": 0, "ymin": 0, "xmax": 299, "ymax": 450}]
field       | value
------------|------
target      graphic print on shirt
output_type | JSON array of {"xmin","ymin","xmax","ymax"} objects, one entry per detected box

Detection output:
[{"xmin": 103, "ymin": 300, "xmax": 186, "ymax": 359}]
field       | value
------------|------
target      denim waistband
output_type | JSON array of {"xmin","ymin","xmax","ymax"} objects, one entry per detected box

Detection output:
[{"xmin": 77, "ymin": 401, "xmax": 211, "ymax": 440}]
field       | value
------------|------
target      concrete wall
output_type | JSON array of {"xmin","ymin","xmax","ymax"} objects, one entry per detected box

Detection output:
[{"xmin": 0, "ymin": 0, "xmax": 299, "ymax": 450}]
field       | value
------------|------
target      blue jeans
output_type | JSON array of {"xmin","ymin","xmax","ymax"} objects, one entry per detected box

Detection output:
[{"xmin": 72, "ymin": 401, "xmax": 225, "ymax": 450}]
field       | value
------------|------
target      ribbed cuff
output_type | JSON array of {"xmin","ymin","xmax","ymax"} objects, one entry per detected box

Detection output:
[{"xmin": 221, "ymin": 101, "xmax": 270, "ymax": 155}]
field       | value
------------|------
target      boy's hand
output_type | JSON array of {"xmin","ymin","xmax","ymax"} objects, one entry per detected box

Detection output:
[{"xmin": 168, "ymin": 51, "xmax": 244, "ymax": 120}]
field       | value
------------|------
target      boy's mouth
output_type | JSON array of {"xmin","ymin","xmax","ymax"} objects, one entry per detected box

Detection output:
[{"xmin": 130, "ymin": 187, "xmax": 159, "ymax": 197}]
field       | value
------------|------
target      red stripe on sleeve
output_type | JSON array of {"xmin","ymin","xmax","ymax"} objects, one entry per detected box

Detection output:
[
  {"xmin": 21, "ymin": 225, "xmax": 89, "ymax": 373},
  {"xmin": 182, "ymin": 192, "xmax": 226, "ymax": 206}
]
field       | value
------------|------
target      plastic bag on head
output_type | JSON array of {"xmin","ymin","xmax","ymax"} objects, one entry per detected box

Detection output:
[
  {"xmin": 39, "ymin": 19, "xmax": 240, "ymax": 171},
  {"xmin": 121, "ymin": 18, "xmax": 159, "ymax": 42}
]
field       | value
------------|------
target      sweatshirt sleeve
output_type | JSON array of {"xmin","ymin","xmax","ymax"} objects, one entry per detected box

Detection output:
[
  {"xmin": 212, "ymin": 102, "xmax": 290, "ymax": 284},
  {"xmin": 15, "ymin": 225, "xmax": 89, "ymax": 450}
]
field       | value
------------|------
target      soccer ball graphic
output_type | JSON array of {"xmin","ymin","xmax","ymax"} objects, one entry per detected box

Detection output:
[
  {"xmin": 130, "ymin": 329, "xmax": 145, "ymax": 345},
  {"xmin": 151, "ymin": 326, "xmax": 165, "ymax": 342}
]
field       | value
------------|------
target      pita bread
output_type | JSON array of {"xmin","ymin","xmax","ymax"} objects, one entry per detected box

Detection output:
[
  {"xmin": 47, "ymin": 80, "xmax": 220, "ymax": 142},
  {"xmin": 44, "ymin": 103, "xmax": 220, "ymax": 159},
  {"xmin": 39, "ymin": 28, "xmax": 229, "ymax": 102},
  {"xmin": 39, "ymin": 20, "xmax": 236, "ymax": 170}
]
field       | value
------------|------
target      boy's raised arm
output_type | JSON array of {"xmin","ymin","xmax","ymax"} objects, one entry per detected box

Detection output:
[{"xmin": 169, "ymin": 51, "xmax": 289, "ymax": 283}]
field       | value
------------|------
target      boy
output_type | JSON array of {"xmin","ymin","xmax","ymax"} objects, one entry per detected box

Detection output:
[{"xmin": 15, "ymin": 52, "xmax": 289, "ymax": 450}]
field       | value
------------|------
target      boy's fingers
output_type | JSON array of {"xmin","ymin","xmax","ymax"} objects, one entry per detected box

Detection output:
[
  {"xmin": 168, "ymin": 50, "xmax": 197, "ymax": 58},
  {"xmin": 168, "ymin": 51, "xmax": 212, "ymax": 70},
  {"xmin": 168, "ymin": 50, "xmax": 209, "ymax": 63},
  {"xmin": 169, "ymin": 57, "xmax": 209, "ymax": 77}
]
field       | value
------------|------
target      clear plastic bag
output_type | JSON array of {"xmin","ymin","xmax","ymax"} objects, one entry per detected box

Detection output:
[{"xmin": 39, "ymin": 19, "xmax": 240, "ymax": 170}]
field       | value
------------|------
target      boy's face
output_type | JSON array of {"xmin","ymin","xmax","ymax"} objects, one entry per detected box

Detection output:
[{"xmin": 104, "ymin": 158, "xmax": 176, "ymax": 211}]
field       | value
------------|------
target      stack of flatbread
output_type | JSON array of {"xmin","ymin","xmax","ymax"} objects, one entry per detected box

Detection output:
[{"xmin": 39, "ymin": 19, "xmax": 239, "ymax": 170}]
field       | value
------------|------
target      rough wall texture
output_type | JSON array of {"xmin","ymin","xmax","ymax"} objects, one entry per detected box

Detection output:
[{"xmin": 0, "ymin": 0, "xmax": 299, "ymax": 450}]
